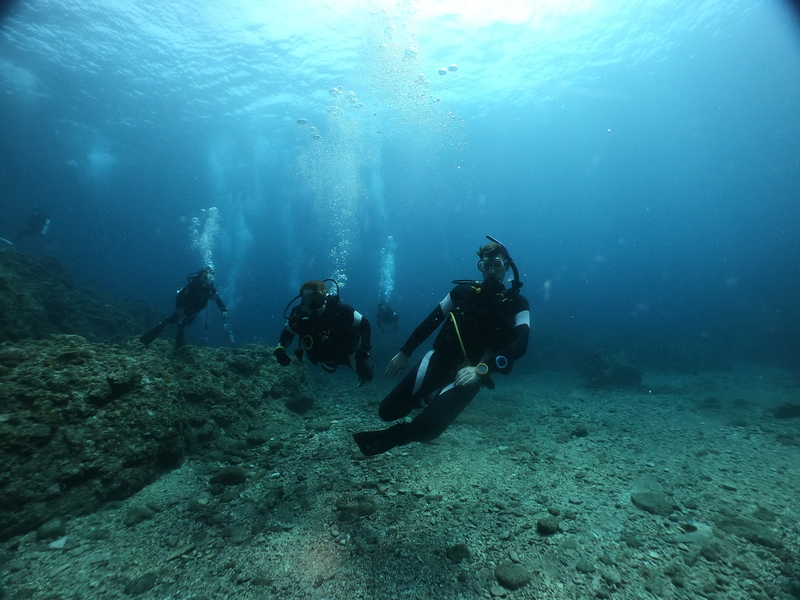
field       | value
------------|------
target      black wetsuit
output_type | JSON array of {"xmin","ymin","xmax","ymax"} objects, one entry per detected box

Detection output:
[
  {"xmin": 12, "ymin": 210, "xmax": 49, "ymax": 244},
  {"xmin": 277, "ymin": 297, "xmax": 373, "ymax": 382},
  {"xmin": 140, "ymin": 276, "xmax": 227, "ymax": 349},
  {"xmin": 353, "ymin": 280, "xmax": 530, "ymax": 455}
]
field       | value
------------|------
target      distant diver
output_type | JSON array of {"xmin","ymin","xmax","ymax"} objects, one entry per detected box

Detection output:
[
  {"xmin": 273, "ymin": 279, "xmax": 373, "ymax": 386},
  {"xmin": 375, "ymin": 301, "xmax": 400, "ymax": 333},
  {"xmin": 353, "ymin": 237, "xmax": 530, "ymax": 456},
  {"xmin": 10, "ymin": 208, "xmax": 50, "ymax": 245},
  {"xmin": 140, "ymin": 266, "xmax": 229, "ymax": 350}
]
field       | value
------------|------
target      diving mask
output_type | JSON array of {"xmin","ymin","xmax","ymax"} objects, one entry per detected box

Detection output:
[
  {"xmin": 477, "ymin": 257, "xmax": 508, "ymax": 272},
  {"xmin": 301, "ymin": 293, "xmax": 328, "ymax": 316}
]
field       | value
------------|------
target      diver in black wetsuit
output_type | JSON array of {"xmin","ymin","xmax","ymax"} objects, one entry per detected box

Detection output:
[
  {"xmin": 352, "ymin": 237, "xmax": 531, "ymax": 456},
  {"xmin": 375, "ymin": 301, "xmax": 400, "ymax": 333},
  {"xmin": 273, "ymin": 279, "xmax": 373, "ymax": 385},
  {"xmin": 140, "ymin": 266, "xmax": 228, "ymax": 350},
  {"xmin": 11, "ymin": 208, "xmax": 50, "ymax": 244}
]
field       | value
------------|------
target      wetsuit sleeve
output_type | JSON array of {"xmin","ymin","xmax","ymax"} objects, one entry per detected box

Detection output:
[
  {"xmin": 212, "ymin": 290, "xmax": 228, "ymax": 313},
  {"xmin": 399, "ymin": 288, "xmax": 457, "ymax": 356},
  {"xmin": 356, "ymin": 315, "xmax": 372, "ymax": 355},
  {"xmin": 482, "ymin": 294, "xmax": 531, "ymax": 375},
  {"xmin": 278, "ymin": 324, "xmax": 295, "ymax": 349},
  {"xmin": 340, "ymin": 304, "xmax": 372, "ymax": 355}
]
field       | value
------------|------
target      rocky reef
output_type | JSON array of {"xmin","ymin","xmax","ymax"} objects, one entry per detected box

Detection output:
[
  {"xmin": 0, "ymin": 248, "xmax": 158, "ymax": 343},
  {"xmin": 0, "ymin": 335, "xmax": 315, "ymax": 541}
]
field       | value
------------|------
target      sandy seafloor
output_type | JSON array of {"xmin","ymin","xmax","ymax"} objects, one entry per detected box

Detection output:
[{"xmin": 3, "ymin": 364, "xmax": 799, "ymax": 600}]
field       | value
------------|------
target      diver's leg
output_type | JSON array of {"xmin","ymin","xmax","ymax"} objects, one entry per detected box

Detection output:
[
  {"xmin": 175, "ymin": 324, "xmax": 185, "ymax": 349},
  {"xmin": 378, "ymin": 351, "xmax": 453, "ymax": 421},
  {"xmin": 174, "ymin": 312, "xmax": 198, "ymax": 349},
  {"xmin": 353, "ymin": 351, "xmax": 458, "ymax": 456},
  {"xmin": 353, "ymin": 423, "xmax": 412, "ymax": 456},
  {"xmin": 353, "ymin": 383, "xmax": 479, "ymax": 456},
  {"xmin": 407, "ymin": 383, "xmax": 481, "ymax": 442}
]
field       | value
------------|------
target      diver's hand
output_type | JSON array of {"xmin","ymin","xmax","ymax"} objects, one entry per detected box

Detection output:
[
  {"xmin": 356, "ymin": 359, "xmax": 373, "ymax": 383},
  {"xmin": 273, "ymin": 346, "xmax": 291, "ymax": 367},
  {"xmin": 455, "ymin": 366, "xmax": 480, "ymax": 387},
  {"xmin": 385, "ymin": 352, "xmax": 408, "ymax": 378},
  {"xmin": 221, "ymin": 311, "xmax": 228, "ymax": 321}
]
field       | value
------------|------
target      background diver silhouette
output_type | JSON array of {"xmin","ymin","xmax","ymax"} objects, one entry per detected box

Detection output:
[
  {"xmin": 8, "ymin": 208, "xmax": 50, "ymax": 245},
  {"xmin": 140, "ymin": 266, "xmax": 228, "ymax": 349},
  {"xmin": 375, "ymin": 301, "xmax": 400, "ymax": 333}
]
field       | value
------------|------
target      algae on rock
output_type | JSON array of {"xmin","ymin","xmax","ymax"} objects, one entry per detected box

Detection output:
[{"xmin": 0, "ymin": 335, "xmax": 315, "ymax": 541}]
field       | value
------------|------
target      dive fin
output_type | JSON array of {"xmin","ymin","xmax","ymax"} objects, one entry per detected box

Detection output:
[{"xmin": 139, "ymin": 322, "xmax": 167, "ymax": 345}]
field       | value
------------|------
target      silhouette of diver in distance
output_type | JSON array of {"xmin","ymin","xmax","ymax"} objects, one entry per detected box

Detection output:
[{"xmin": 140, "ymin": 266, "xmax": 228, "ymax": 350}]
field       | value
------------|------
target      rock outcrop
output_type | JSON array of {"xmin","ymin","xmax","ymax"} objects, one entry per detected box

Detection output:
[
  {"xmin": 0, "ymin": 248, "xmax": 158, "ymax": 343},
  {"xmin": 0, "ymin": 335, "xmax": 314, "ymax": 541}
]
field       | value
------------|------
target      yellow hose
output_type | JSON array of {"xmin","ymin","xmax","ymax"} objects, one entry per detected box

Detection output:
[{"xmin": 449, "ymin": 312, "xmax": 468, "ymax": 363}]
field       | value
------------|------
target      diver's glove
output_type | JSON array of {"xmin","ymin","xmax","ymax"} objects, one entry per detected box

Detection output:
[
  {"xmin": 356, "ymin": 359, "xmax": 373, "ymax": 383},
  {"xmin": 221, "ymin": 311, "xmax": 228, "ymax": 321},
  {"xmin": 273, "ymin": 346, "xmax": 291, "ymax": 367},
  {"xmin": 354, "ymin": 347, "xmax": 370, "ymax": 362}
]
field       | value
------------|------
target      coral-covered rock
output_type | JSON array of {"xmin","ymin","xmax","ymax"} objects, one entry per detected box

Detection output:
[
  {"xmin": 0, "ymin": 335, "xmax": 314, "ymax": 541},
  {"xmin": 0, "ymin": 248, "xmax": 158, "ymax": 343}
]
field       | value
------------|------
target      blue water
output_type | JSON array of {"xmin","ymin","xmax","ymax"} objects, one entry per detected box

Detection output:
[{"xmin": 1, "ymin": 0, "xmax": 799, "ymax": 366}]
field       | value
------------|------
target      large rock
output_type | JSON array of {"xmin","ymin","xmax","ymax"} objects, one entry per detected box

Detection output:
[
  {"xmin": 495, "ymin": 562, "xmax": 532, "ymax": 590},
  {"xmin": 715, "ymin": 517, "xmax": 784, "ymax": 549},
  {"xmin": 0, "ymin": 248, "xmax": 159, "ymax": 343},
  {"xmin": 631, "ymin": 491, "xmax": 675, "ymax": 516},
  {"xmin": 0, "ymin": 335, "xmax": 314, "ymax": 541}
]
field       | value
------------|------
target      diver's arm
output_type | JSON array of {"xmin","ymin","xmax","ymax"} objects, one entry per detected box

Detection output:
[
  {"xmin": 278, "ymin": 326, "xmax": 295, "ymax": 348},
  {"xmin": 481, "ymin": 296, "xmax": 531, "ymax": 374},
  {"xmin": 213, "ymin": 293, "xmax": 228, "ymax": 313},
  {"xmin": 273, "ymin": 325, "xmax": 296, "ymax": 366},
  {"xmin": 399, "ymin": 293, "xmax": 452, "ymax": 356},
  {"xmin": 353, "ymin": 313, "xmax": 372, "ymax": 356},
  {"xmin": 206, "ymin": 286, "xmax": 227, "ymax": 313}
]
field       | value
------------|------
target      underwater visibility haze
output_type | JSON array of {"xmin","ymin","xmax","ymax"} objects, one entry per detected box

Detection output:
[
  {"xmin": 4, "ymin": 2, "xmax": 800, "ymax": 600},
  {"xmin": 1, "ymin": 0, "xmax": 799, "ymax": 364}
]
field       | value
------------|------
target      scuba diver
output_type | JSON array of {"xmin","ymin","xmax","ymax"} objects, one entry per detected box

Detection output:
[
  {"xmin": 375, "ymin": 301, "xmax": 400, "ymax": 333},
  {"xmin": 274, "ymin": 279, "xmax": 373, "ymax": 386},
  {"xmin": 140, "ymin": 266, "xmax": 229, "ymax": 350},
  {"xmin": 11, "ymin": 208, "xmax": 50, "ymax": 244},
  {"xmin": 353, "ymin": 237, "xmax": 530, "ymax": 456}
]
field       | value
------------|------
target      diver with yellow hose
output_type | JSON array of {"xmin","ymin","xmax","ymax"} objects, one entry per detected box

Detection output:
[
  {"xmin": 273, "ymin": 279, "xmax": 373, "ymax": 386},
  {"xmin": 353, "ymin": 237, "xmax": 530, "ymax": 456}
]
